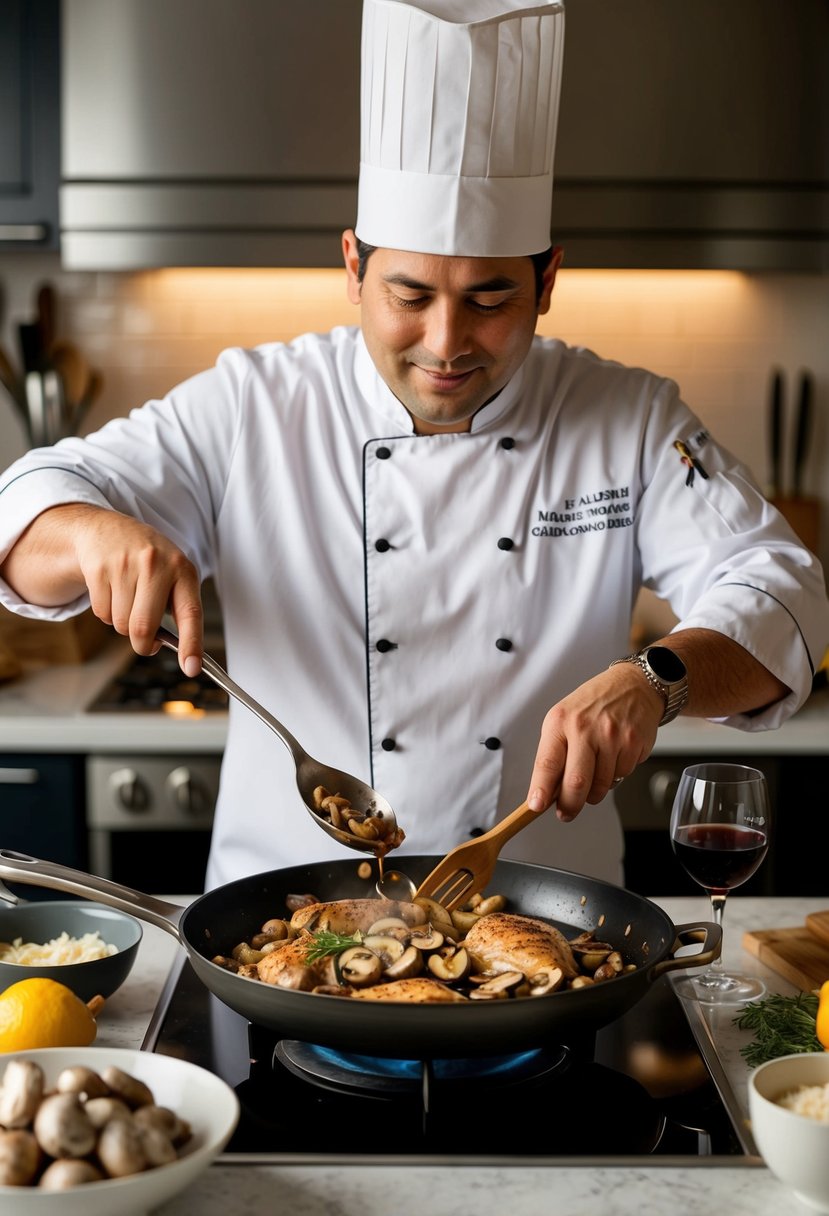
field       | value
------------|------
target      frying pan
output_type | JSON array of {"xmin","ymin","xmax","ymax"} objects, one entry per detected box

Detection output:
[{"xmin": 0, "ymin": 850, "xmax": 719, "ymax": 1058}]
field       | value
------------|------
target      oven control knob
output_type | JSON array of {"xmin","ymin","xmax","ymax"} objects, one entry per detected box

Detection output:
[
  {"xmin": 110, "ymin": 768, "xmax": 150, "ymax": 813},
  {"xmin": 166, "ymin": 767, "xmax": 211, "ymax": 817}
]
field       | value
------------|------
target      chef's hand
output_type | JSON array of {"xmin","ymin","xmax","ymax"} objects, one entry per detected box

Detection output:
[
  {"xmin": 1, "ymin": 503, "xmax": 204, "ymax": 675},
  {"xmin": 526, "ymin": 665, "xmax": 663, "ymax": 822}
]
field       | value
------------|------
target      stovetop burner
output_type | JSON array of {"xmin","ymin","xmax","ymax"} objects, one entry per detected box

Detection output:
[
  {"xmin": 143, "ymin": 955, "xmax": 748, "ymax": 1163},
  {"xmin": 275, "ymin": 1040, "xmax": 570, "ymax": 1097},
  {"xmin": 88, "ymin": 648, "xmax": 229, "ymax": 713}
]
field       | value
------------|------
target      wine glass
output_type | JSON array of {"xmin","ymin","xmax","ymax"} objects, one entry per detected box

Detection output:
[{"xmin": 669, "ymin": 762, "xmax": 770, "ymax": 1004}]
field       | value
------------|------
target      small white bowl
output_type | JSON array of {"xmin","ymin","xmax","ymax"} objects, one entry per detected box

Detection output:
[
  {"xmin": 0, "ymin": 1047, "xmax": 240, "ymax": 1216},
  {"xmin": 749, "ymin": 1052, "xmax": 829, "ymax": 1213}
]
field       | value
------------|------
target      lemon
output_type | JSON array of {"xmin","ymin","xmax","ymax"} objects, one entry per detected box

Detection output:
[
  {"xmin": 817, "ymin": 980, "xmax": 829, "ymax": 1051},
  {"xmin": 0, "ymin": 978, "xmax": 99, "ymax": 1052}
]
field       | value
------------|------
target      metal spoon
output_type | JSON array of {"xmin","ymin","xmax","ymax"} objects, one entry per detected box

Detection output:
[
  {"xmin": 156, "ymin": 627, "xmax": 400, "ymax": 857},
  {"xmin": 375, "ymin": 868, "xmax": 417, "ymax": 901}
]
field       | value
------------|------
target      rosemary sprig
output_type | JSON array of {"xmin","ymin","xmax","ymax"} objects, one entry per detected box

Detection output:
[
  {"xmin": 303, "ymin": 929, "xmax": 363, "ymax": 963},
  {"xmin": 733, "ymin": 992, "xmax": 821, "ymax": 1067}
]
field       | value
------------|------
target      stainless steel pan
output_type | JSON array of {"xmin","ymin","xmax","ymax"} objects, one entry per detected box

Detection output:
[{"xmin": 0, "ymin": 850, "xmax": 719, "ymax": 1058}]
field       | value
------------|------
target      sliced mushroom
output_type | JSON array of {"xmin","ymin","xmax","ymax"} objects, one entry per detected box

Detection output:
[
  {"xmin": 382, "ymin": 945, "xmax": 423, "ymax": 980},
  {"xmin": 592, "ymin": 962, "xmax": 619, "ymax": 982},
  {"xmin": 569, "ymin": 932, "xmax": 614, "ymax": 952},
  {"xmin": 211, "ymin": 954, "xmax": 242, "ymax": 972},
  {"xmin": 569, "ymin": 975, "xmax": 595, "ymax": 989},
  {"xmin": 413, "ymin": 897, "xmax": 454, "ymax": 930},
  {"xmin": 475, "ymin": 895, "xmax": 507, "ymax": 916},
  {"xmin": 362, "ymin": 934, "xmax": 406, "ymax": 967},
  {"xmin": 251, "ymin": 923, "xmax": 289, "ymax": 948},
  {"xmin": 231, "ymin": 942, "xmax": 266, "ymax": 965},
  {"xmin": 450, "ymin": 909, "xmax": 481, "ymax": 935},
  {"xmin": 526, "ymin": 967, "xmax": 565, "ymax": 996},
  {"xmin": 348, "ymin": 817, "xmax": 380, "ymax": 840},
  {"xmin": 469, "ymin": 970, "xmax": 524, "ymax": 997},
  {"xmin": 335, "ymin": 946, "xmax": 383, "ymax": 987},
  {"xmin": 366, "ymin": 916, "xmax": 410, "ymax": 935},
  {"xmin": 579, "ymin": 950, "xmax": 612, "ymax": 971},
  {"xmin": 427, "ymin": 946, "xmax": 470, "ymax": 983},
  {"xmin": 285, "ymin": 893, "xmax": 320, "ymax": 913},
  {"xmin": 0, "ymin": 1060, "xmax": 44, "ymax": 1128},
  {"xmin": 408, "ymin": 926, "xmax": 445, "ymax": 952}
]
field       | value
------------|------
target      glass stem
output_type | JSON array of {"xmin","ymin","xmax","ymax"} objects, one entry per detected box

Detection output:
[{"xmin": 707, "ymin": 892, "xmax": 727, "ymax": 973}]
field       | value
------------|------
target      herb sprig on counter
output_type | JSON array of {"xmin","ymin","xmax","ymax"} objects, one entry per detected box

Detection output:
[
  {"xmin": 303, "ymin": 930, "xmax": 364, "ymax": 963},
  {"xmin": 733, "ymin": 993, "xmax": 821, "ymax": 1067}
]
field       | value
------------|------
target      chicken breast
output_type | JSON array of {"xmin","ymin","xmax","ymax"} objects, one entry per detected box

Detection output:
[
  {"xmin": 350, "ymin": 977, "xmax": 468, "ymax": 1003},
  {"xmin": 290, "ymin": 898, "xmax": 427, "ymax": 935},
  {"xmin": 255, "ymin": 936, "xmax": 335, "ymax": 987},
  {"xmin": 464, "ymin": 912, "xmax": 579, "ymax": 979}
]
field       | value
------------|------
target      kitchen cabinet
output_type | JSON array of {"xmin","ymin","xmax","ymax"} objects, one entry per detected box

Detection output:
[
  {"xmin": 0, "ymin": 753, "xmax": 86, "ymax": 899},
  {"xmin": 552, "ymin": 0, "xmax": 829, "ymax": 269},
  {"xmin": 618, "ymin": 754, "xmax": 824, "ymax": 898},
  {"xmin": 60, "ymin": 0, "xmax": 828, "ymax": 270},
  {"xmin": 0, "ymin": 0, "xmax": 60, "ymax": 253}
]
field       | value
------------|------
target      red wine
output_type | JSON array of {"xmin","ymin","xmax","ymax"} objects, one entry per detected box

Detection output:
[{"xmin": 671, "ymin": 823, "xmax": 768, "ymax": 892}]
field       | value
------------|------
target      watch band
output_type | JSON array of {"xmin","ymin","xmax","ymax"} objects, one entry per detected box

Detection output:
[{"xmin": 609, "ymin": 646, "xmax": 689, "ymax": 726}]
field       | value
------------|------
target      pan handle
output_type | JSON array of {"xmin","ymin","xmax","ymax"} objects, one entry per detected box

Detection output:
[
  {"xmin": 0, "ymin": 850, "xmax": 185, "ymax": 939},
  {"xmin": 649, "ymin": 921, "xmax": 723, "ymax": 978}
]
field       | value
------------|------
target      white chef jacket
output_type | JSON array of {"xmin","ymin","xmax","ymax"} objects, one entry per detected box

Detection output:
[{"xmin": 1, "ymin": 328, "xmax": 826, "ymax": 891}]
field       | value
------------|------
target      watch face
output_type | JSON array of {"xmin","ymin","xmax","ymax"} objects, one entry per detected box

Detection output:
[{"xmin": 645, "ymin": 646, "xmax": 687, "ymax": 682}]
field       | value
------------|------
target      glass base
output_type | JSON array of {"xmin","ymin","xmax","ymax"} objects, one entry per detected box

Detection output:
[{"xmin": 674, "ymin": 971, "xmax": 766, "ymax": 1006}]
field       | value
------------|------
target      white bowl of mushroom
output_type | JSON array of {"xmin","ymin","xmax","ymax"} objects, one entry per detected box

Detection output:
[{"xmin": 0, "ymin": 1047, "xmax": 239, "ymax": 1215}]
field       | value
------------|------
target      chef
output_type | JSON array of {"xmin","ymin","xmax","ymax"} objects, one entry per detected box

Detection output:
[{"xmin": 0, "ymin": 0, "xmax": 827, "ymax": 891}]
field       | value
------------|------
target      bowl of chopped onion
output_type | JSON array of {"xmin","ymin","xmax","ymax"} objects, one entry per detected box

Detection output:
[
  {"xmin": 0, "ymin": 902, "xmax": 142, "ymax": 1002},
  {"xmin": 749, "ymin": 1052, "xmax": 829, "ymax": 1213}
]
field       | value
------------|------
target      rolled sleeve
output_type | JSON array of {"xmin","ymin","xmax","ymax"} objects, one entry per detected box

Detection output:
[
  {"xmin": 0, "ymin": 464, "xmax": 112, "ymax": 619},
  {"xmin": 674, "ymin": 580, "xmax": 820, "ymax": 729}
]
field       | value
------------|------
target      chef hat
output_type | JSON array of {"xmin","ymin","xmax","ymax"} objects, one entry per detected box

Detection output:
[{"xmin": 355, "ymin": 0, "xmax": 565, "ymax": 258}]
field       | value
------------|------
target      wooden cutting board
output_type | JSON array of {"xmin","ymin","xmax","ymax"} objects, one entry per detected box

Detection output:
[
  {"xmin": 806, "ymin": 911, "xmax": 829, "ymax": 947},
  {"xmin": 743, "ymin": 917, "xmax": 829, "ymax": 991}
]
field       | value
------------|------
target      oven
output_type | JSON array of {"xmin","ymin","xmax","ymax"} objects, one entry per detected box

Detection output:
[{"xmin": 85, "ymin": 645, "xmax": 228, "ymax": 892}]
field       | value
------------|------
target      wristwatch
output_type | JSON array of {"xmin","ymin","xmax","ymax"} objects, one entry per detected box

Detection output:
[{"xmin": 609, "ymin": 645, "xmax": 689, "ymax": 726}]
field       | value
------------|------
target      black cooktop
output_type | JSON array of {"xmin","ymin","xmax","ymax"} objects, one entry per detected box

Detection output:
[
  {"xmin": 143, "ymin": 954, "xmax": 748, "ymax": 1163},
  {"xmin": 88, "ymin": 648, "xmax": 228, "ymax": 713}
]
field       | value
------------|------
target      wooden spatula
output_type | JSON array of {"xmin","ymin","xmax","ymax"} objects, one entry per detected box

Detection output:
[{"xmin": 414, "ymin": 801, "xmax": 539, "ymax": 912}]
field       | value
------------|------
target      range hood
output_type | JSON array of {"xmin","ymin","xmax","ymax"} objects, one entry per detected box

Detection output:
[{"xmin": 61, "ymin": 0, "xmax": 829, "ymax": 272}]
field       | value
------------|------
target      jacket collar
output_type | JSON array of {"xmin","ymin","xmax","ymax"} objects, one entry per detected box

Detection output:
[{"xmin": 354, "ymin": 328, "xmax": 526, "ymax": 436}]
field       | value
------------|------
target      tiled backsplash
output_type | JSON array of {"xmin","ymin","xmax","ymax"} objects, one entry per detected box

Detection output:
[{"xmin": 1, "ymin": 253, "xmax": 827, "ymax": 591}]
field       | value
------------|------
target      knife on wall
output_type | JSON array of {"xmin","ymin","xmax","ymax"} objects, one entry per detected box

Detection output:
[
  {"xmin": 767, "ymin": 368, "xmax": 784, "ymax": 499},
  {"xmin": 792, "ymin": 370, "xmax": 813, "ymax": 498}
]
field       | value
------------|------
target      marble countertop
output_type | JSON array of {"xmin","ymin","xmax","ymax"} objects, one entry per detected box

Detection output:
[
  {"xmin": 92, "ymin": 893, "xmax": 823, "ymax": 1216},
  {"xmin": 0, "ymin": 638, "xmax": 827, "ymax": 755}
]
